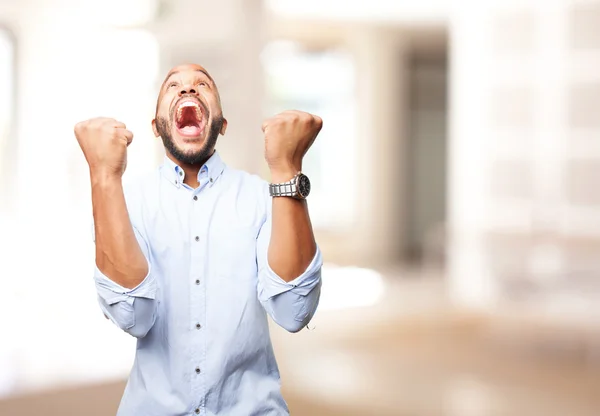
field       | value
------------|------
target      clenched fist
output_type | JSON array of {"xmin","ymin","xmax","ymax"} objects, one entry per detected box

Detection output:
[
  {"xmin": 262, "ymin": 110, "xmax": 322, "ymax": 179},
  {"xmin": 74, "ymin": 117, "xmax": 134, "ymax": 178}
]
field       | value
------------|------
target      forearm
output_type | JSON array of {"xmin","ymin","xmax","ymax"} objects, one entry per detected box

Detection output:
[
  {"xmin": 92, "ymin": 172, "xmax": 148, "ymax": 289},
  {"xmin": 267, "ymin": 171, "xmax": 317, "ymax": 282}
]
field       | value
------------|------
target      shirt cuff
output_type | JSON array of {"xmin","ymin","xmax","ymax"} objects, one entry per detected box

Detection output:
[
  {"xmin": 94, "ymin": 263, "xmax": 157, "ymax": 306},
  {"xmin": 258, "ymin": 246, "xmax": 323, "ymax": 300}
]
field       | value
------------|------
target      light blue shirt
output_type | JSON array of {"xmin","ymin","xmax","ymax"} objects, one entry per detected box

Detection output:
[{"xmin": 93, "ymin": 152, "xmax": 322, "ymax": 416}]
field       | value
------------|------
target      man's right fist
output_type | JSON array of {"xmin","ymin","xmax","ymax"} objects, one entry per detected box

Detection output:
[{"xmin": 74, "ymin": 117, "xmax": 133, "ymax": 177}]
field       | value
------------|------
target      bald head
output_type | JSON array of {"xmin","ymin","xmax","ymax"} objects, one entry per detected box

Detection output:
[{"xmin": 163, "ymin": 64, "xmax": 214, "ymax": 87}]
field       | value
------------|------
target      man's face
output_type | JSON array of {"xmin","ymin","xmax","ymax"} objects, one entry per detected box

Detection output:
[{"xmin": 153, "ymin": 64, "xmax": 227, "ymax": 165}]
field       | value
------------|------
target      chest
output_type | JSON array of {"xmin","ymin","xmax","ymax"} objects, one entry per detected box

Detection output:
[{"xmin": 141, "ymin": 181, "xmax": 264, "ymax": 281}]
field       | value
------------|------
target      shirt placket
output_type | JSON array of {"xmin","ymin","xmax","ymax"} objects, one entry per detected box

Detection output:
[{"xmin": 190, "ymin": 170, "xmax": 209, "ymax": 415}]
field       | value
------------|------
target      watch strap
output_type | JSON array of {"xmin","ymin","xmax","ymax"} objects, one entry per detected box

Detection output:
[{"xmin": 269, "ymin": 177, "xmax": 298, "ymax": 197}]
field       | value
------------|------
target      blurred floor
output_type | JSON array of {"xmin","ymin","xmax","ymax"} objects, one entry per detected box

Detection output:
[{"xmin": 1, "ymin": 268, "xmax": 599, "ymax": 416}]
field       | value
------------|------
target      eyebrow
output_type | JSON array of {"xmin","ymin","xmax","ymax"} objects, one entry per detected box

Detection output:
[{"xmin": 163, "ymin": 68, "xmax": 214, "ymax": 87}]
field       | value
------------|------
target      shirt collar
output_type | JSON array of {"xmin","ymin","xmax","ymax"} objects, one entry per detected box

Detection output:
[{"xmin": 161, "ymin": 151, "xmax": 225, "ymax": 189}]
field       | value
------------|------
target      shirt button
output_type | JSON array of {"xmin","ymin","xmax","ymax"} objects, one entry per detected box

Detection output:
[
  {"xmin": 195, "ymin": 367, "xmax": 201, "ymax": 374},
  {"xmin": 195, "ymin": 236, "xmax": 200, "ymax": 242},
  {"xmin": 195, "ymin": 409, "xmax": 200, "ymax": 414},
  {"xmin": 179, "ymin": 171, "xmax": 183, "ymax": 176},
  {"xmin": 193, "ymin": 195, "xmax": 198, "ymax": 201},
  {"xmin": 195, "ymin": 279, "xmax": 200, "ymax": 285},
  {"xmin": 196, "ymin": 323, "xmax": 201, "ymax": 330},
  {"xmin": 209, "ymin": 177, "xmax": 213, "ymax": 183}
]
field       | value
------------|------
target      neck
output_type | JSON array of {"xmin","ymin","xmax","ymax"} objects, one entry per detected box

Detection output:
[{"xmin": 166, "ymin": 150, "xmax": 214, "ymax": 188}]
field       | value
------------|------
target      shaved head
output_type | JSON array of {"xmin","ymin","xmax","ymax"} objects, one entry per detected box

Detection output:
[{"xmin": 164, "ymin": 64, "xmax": 214, "ymax": 84}]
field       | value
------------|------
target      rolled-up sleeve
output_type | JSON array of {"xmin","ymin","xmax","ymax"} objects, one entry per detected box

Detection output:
[
  {"xmin": 93, "ymin": 224, "xmax": 158, "ymax": 338},
  {"xmin": 256, "ymin": 214, "xmax": 323, "ymax": 333}
]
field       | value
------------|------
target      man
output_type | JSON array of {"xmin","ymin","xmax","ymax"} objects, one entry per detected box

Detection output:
[{"xmin": 74, "ymin": 63, "xmax": 323, "ymax": 416}]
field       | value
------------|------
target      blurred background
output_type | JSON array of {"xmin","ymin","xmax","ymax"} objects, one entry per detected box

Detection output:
[{"xmin": 1, "ymin": 0, "xmax": 600, "ymax": 415}]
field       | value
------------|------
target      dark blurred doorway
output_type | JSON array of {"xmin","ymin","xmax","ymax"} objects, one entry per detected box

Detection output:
[{"xmin": 405, "ymin": 31, "xmax": 448, "ymax": 267}]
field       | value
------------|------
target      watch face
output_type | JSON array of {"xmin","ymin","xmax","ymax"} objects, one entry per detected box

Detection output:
[{"xmin": 298, "ymin": 174, "xmax": 311, "ymax": 198}]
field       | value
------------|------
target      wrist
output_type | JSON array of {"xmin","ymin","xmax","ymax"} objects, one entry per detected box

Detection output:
[
  {"xmin": 269, "ymin": 164, "xmax": 301, "ymax": 183},
  {"xmin": 90, "ymin": 167, "xmax": 122, "ymax": 187}
]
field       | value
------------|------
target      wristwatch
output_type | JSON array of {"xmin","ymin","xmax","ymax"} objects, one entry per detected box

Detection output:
[{"xmin": 269, "ymin": 172, "xmax": 311, "ymax": 199}]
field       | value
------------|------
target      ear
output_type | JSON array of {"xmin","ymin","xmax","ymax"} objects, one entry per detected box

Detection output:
[
  {"xmin": 152, "ymin": 119, "xmax": 159, "ymax": 137},
  {"xmin": 220, "ymin": 118, "xmax": 228, "ymax": 136}
]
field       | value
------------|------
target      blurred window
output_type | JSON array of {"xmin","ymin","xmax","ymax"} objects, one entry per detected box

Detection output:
[
  {"xmin": 263, "ymin": 41, "xmax": 358, "ymax": 229},
  {"xmin": 0, "ymin": 27, "xmax": 14, "ymax": 192}
]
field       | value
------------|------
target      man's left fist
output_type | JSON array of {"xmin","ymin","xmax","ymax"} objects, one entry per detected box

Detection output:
[{"xmin": 262, "ymin": 110, "xmax": 322, "ymax": 177}]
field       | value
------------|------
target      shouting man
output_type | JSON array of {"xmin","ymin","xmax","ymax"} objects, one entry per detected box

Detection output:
[{"xmin": 74, "ymin": 64, "xmax": 323, "ymax": 416}]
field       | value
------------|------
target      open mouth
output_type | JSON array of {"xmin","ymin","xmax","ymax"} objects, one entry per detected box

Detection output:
[{"xmin": 174, "ymin": 99, "xmax": 206, "ymax": 138}]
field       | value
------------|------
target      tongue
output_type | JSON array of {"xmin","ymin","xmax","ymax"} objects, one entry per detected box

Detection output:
[{"xmin": 180, "ymin": 125, "xmax": 202, "ymax": 136}]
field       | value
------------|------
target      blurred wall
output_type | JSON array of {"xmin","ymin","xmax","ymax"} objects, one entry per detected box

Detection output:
[{"xmin": 448, "ymin": 1, "xmax": 600, "ymax": 316}]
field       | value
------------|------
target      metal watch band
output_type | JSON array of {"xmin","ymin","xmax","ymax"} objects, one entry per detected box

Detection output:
[{"xmin": 269, "ymin": 178, "xmax": 298, "ymax": 197}]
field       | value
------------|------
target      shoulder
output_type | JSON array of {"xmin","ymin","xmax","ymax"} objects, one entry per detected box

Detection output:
[
  {"xmin": 222, "ymin": 166, "xmax": 269, "ymax": 195},
  {"xmin": 123, "ymin": 168, "xmax": 160, "ymax": 192},
  {"xmin": 121, "ymin": 169, "xmax": 161, "ymax": 211},
  {"xmin": 220, "ymin": 166, "xmax": 271, "ymax": 219}
]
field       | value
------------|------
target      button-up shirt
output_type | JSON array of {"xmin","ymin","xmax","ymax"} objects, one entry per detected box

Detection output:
[{"xmin": 93, "ymin": 152, "xmax": 322, "ymax": 416}]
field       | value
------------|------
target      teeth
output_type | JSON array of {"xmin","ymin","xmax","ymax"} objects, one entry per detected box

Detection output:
[
  {"xmin": 176, "ymin": 100, "xmax": 203, "ymax": 123},
  {"xmin": 179, "ymin": 102, "xmax": 199, "ymax": 112}
]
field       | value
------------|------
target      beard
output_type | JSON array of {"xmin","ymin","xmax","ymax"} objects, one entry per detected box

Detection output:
[{"xmin": 156, "ymin": 115, "xmax": 224, "ymax": 165}]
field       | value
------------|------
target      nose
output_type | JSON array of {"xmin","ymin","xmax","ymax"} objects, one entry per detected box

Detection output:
[{"xmin": 179, "ymin": 85, "xmax": 198, "ymax": 96}]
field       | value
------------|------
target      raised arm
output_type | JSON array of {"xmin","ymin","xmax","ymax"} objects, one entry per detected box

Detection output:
[
  {"xmin": 75, "ymin": 117, "xmax": 147, "ymax": 286},
  {"xmin": 262, "ymin": 111, "xmax": 322, "ymax": 281},
  {"xmin": 75, "ymin": 118, "xmax": 157, "ymax": 338},
  {"xmin": 257, "ymin": 111, "xmax": 323, "ymax": 332}
]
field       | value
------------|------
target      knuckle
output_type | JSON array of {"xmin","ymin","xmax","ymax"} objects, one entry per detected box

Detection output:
[{"xmin": 75, "ymin": 120, "xmax": 91, "ymax": 135}]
